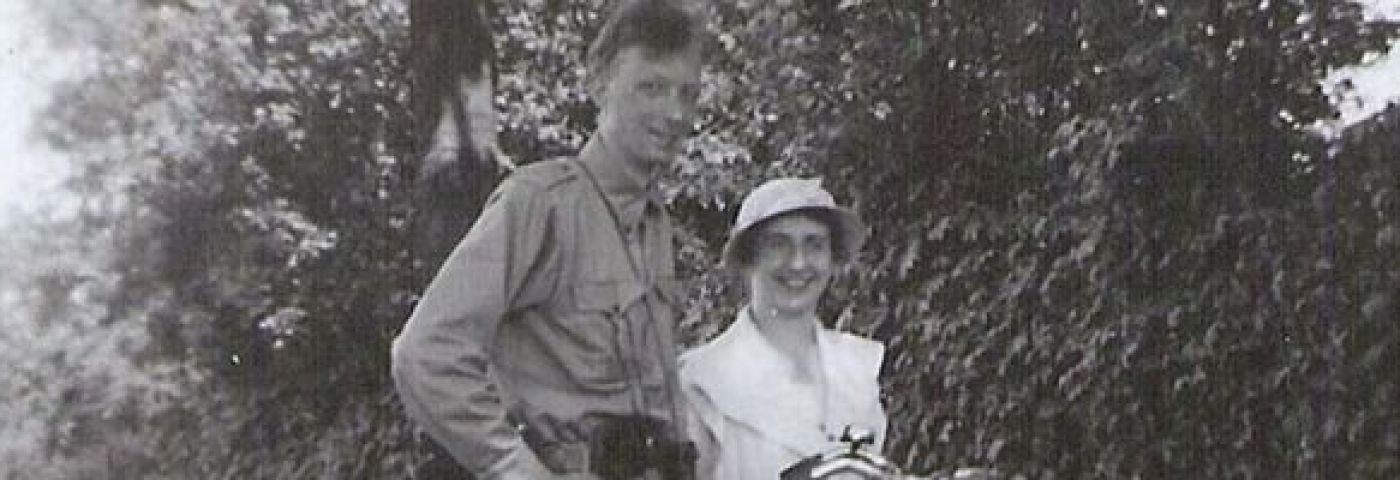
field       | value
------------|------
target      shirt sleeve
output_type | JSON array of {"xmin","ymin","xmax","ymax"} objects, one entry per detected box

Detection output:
[{"xmin": 390, "ymin": 177, "xmax": 556, "ymax": 479}]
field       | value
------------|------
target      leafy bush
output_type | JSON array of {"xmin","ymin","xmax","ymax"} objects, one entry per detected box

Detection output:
[{"xmin": 3, "ymin": 0, "xmax": 1396, "ymax": 478}]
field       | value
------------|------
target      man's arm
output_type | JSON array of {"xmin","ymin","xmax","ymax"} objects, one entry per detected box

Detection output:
[{"xmin": 391, "ymin": 177, "xmax": 554, "ymax": 480}]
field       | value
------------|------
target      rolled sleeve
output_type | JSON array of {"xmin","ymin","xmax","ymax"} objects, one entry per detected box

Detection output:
[{"xmin": 391, "ymin": 177, "xmax": 555, "ymax": 478}]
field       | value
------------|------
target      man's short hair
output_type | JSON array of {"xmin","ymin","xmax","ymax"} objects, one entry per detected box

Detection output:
[
  {"xmin": 585, "ymin": 0, "xmax": 704, "ymax": 90},
  {"xmin": 729, "ymin": 209, "xmax": 850, "ymax": 269}
]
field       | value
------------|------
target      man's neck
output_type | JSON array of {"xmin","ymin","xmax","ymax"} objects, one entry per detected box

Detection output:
[{"xmin": 578, "ymin": 136, "xmax": 654, "ymax": 200}]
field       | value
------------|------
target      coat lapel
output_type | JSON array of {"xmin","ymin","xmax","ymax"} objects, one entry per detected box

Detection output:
[{"xmin": 682, "ymin": 309, "xmax": 829, "ymax": 454}]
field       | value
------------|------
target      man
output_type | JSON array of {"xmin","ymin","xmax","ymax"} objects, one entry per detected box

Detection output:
[{"xmin": 391, "ymin": 1, "xmax": 707, "ymax": 479}]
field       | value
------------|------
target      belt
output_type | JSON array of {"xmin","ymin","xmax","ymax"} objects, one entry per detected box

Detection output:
[{"xmin": 531, "ymin": 435, "xmax": 681, "ymax": 480}]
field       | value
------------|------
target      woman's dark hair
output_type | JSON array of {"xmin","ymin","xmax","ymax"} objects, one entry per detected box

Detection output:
[{"xmin": 730, "ymin": 209, "xmax": 849, "ymax": 269}]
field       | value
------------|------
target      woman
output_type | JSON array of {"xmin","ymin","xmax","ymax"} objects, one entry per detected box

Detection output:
[{"xmin": 681, "ymin": 178, "xmax": 887, "ymax": 479}]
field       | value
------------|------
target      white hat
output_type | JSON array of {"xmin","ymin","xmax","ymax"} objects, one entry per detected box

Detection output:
[{"xmin": 721, "ymin": 178, "xmax": 867, "ymax": 267}]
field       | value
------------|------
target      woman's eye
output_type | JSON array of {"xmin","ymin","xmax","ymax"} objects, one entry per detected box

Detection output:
[{"xmin": 759, "ymin": 235, "xmax": 790, "ymax": 253}]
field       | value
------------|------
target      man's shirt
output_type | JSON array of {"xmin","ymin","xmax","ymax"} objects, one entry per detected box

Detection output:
[{"xmin": 391, "ymin": 158, "xmax": 685, "ymax": 479}]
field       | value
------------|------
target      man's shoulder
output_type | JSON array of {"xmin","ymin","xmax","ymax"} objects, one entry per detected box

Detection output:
[{"xmin": 504, "ymin": 157, "xmax": 583, "ymax": 193}]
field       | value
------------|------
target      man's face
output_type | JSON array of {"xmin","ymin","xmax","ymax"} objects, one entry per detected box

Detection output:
[
  {"xmin": 747, "ymin": 214, "xmax": 835, "ymax": 319},
  {"xmin": 593, "ymin": 45, "xmax": 702, "ymax": 174}
]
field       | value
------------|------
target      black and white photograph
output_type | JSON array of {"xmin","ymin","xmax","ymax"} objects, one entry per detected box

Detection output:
[{"xmin": 2, "ymin": 0, "xmax": 1399, "ymax": 478}]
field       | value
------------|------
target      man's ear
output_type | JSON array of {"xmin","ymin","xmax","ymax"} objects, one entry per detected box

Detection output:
[
  {"xmin": 584, "ymin": 72, "xmax": 607, "ymax": 106},
  {"xmin": 585, "ymin": 81, "xmax": 601, "ymax": 105}
]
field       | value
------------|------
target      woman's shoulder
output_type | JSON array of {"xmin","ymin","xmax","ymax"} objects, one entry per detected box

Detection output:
[
  {"xmin": 679, "ymin": 320, "xmax": 745, "ymax": 380},
  {"xmin": 821, "ymin": 329, "xmax": 885, "ymax": 373}
]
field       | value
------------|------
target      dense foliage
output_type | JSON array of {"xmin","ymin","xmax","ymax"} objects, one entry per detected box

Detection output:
[{"xmin": 2, "ymin": 0, "xmax": 1397, "ymax": 478}]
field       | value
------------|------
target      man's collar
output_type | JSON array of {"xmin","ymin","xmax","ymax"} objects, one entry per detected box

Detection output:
[
  {"xmin": 578, "ymin": 136, "xmax": 658, "ymax": 201},
  {"xmin": 577, "ymin": 137, "xmax": 666, "ymax": 228}
]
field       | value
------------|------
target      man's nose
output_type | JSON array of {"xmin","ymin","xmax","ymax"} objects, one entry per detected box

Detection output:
[{"xmin": 659, "ymin": 91, "xmax": 692, "ymax": 126}]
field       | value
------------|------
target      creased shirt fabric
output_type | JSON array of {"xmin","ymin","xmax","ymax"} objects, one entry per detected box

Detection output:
[
  {"xmin": 679, "ymin": 308, "xmax": 887, "ymax": 480},
  {"xmin": 391, "ymin": 158, "xmax": 685, "ymax": 479}
]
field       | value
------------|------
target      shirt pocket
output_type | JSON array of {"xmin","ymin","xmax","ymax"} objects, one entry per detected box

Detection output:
[{"xmin": 558, "ymin": 279, "xmax": 643, "ymax": 393}]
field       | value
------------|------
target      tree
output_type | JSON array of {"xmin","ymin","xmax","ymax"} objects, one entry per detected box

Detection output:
[
  {"xmin": 409, "ymin": 0, "xmax": 507, "ymax": 275},
  {"xmin": 6, "ymin": 0, "xmax": 1397, "ymax": 477}
]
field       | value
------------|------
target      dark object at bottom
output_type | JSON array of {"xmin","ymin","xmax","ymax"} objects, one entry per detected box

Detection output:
[
  {"xmin": 589, "ymin": 414, "xmax": 697, "ymax": 480},
  {"xmin": 417, "ymin": 413, "xmax": 697, "ymax": 480}
]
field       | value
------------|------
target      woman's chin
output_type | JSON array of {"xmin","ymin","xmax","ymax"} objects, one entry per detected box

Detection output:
[{"xmin": 770, "ymin": 299, "xmax": 818, "ymax": 319}]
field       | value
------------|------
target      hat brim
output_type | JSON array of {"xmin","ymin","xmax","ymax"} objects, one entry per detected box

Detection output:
[{"xmin": 721, "ymin": 206, "xmax": 867, "ymax": 269}]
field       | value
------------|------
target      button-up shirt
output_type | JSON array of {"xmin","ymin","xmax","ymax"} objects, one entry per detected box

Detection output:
[{"xmin": 391, "ymin": 157, "xmax": 684, "ymax": 479}]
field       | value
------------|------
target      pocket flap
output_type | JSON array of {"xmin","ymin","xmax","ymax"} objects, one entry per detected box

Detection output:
[{"xmin": 573, "ymin": 279, "xmax": 646, "ymax": 313}]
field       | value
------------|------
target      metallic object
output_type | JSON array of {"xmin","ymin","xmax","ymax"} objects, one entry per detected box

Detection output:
[{"xmin": 780, "ymin": 426, "xmax": 1002, "ymax": 480}]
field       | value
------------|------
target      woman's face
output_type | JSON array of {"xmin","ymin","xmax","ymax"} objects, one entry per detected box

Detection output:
[{"xmin": 746, "ymin": 213, "xmax": 834, "ymax": 319}]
